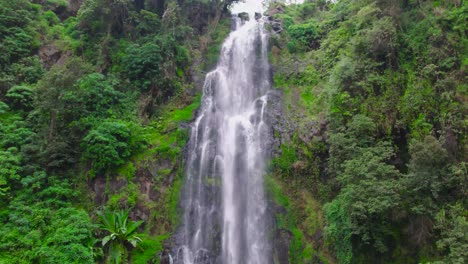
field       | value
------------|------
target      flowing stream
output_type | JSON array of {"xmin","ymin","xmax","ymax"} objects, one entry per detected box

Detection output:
[{"xmin": 174, "ymin": 3, "xmax": 272, "ymax": 263}]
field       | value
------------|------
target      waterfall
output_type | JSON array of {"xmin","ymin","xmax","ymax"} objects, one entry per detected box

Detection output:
[{"xmin": 174, "ymin": 3, "xmax": 272, "ymax": 264}]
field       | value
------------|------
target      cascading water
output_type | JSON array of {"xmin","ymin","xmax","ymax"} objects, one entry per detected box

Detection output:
[{"xmin": 174, "ymin": 3, "xmax": 272, "ymax": 264}]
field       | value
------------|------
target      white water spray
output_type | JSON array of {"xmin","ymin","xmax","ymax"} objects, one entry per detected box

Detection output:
[{"xmin": 174, "ymin": 2, "xmax": 272, "ymax": 263}]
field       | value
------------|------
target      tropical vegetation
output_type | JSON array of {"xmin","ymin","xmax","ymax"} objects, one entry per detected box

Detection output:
[{"xmin": 0, "ymin": 0, "xmax": 465, "ymax": 263}]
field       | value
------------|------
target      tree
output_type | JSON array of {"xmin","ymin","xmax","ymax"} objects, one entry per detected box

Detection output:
[
  {"xmin": 5, "ymin": 85, "xmax": 35, "ymax": 111},
  {"xmin": 403, "ymin": 136, "xmax": 449, "ymax": 215},
  {"xmin": 0, "ymin": 173, "xmax": 95, "ymax": 264},
  {"xmin": 288, "ymin": 20, "xmax": 321, "ymax": 50},
  {"xmin": 434, "ymin": 203, "xmax": 468, "ymax": 264},
  {"xmin": 0, "ymin": 0, "xmax": 39, "ymax": 66},
  {"xmin": 62, "ymin": 73, "xmax": 125, "ymax": 121},
  {"xmin": 36, "ymin": 57, "xmax": 94, "ymax": 140},
  {"xmin": 122, "ymin": 35, "xmax": 188, "ymax": 101},
  {"xmin": 78, "ymin": 0, "xmax": 133, "ymax": 35},
  {"xmin": 82, "ymin": 121, "xmax": 131, "ymax": 173},
  {"xmin": 0, "ymin": 113, "xmax": 34, "ymax": 200},
  {"xmin": 326, "ymin": 115, "xmax": 401, "ymax": 260},
  {"xmin": 82, "ymin": 121, "xmax": 145, "ymax": 173},
  {"xmin": 98, "ymin": 209, "xmax": 143, "ymax": 264},
  {"xmin": 0, "ymin": 0, "xmax": 41, "ymax": 93}
]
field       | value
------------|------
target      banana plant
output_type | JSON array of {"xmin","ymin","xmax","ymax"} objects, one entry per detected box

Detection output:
[{"xmin": 98, "ymin": 209, "xmax": 143, "ymax": 264}]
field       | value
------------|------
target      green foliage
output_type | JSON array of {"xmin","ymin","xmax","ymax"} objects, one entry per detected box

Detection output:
[
  {"xmin": 326, "ymin": 114, "xmax": 401, "ymax": 260},
  {"xmin": 434, "ymin": 203, "xmax": 468, "ymax": 263},
  {"xmin": 82, "ymin": 121, "xmax": 145, "ymax": 173},
  {"xmin": 134, "ymin": 10, "xmax": 161, "ymax": 36},
  {"xmin": 328, "ymin": 114, "xmax": 377, "ymax": 175},
  {"xmin": 0, "ymin": 148, "xmax": 21, "ymax": 199},
  {"xmin": 131, "ymin": 234, "xmax": 169, "ymax": 264},
  {"xmin": 45, "ymin": 0, "xmax": 69, "ymax": 8},
  {"xmin": 272, "ymin": 1, "xmax": 467, "ymax": 262},
  {"xmin": 36, "ymin": 57, "xmax": 94, "ymax": 122},
  {"xmin": 202, "ymin": 17, "xmax": 231, "ymax": 70},
  {"xmin": 107, "ymin": 181, "xmax": 139, "ymax": 209},
  {"xmin": 0, "ymin": 173, "xmax": 95, "ymax": 263},
  {"xmin": 0, "ymin": 0, "xmax": 39, "ymax": 66},
  {"xmin": 0, "ymin": 101, "xmax": 9, "ymax": 114},
  {"xmin": 266, "ymin": 175, "xmax": 332, "ymax": 263},
  {"xmin": 9, "ymin": 56, "xmax": 45, "ymax": 85},
  {"xmin": 273, "ymin": 145, "xmax": 298, "ymax": 178},
  {"xmin": 0, "ymin": 1, "xmax": 231, "ymax": 263},
  {"xmin": 324, "ymin": 195, "xmax": 352, "ymax": 264},
  {"xmin": 167, "ymin": 94, "xmax": 201, "ymax": 123},
  {"xmin": 63, "ymin": 73, "xmax": 125, "ymax": 120},
  {"xmin": 0, "ymin": 207, "xmax": 95, "ymax": 264},
  {"xmin": 0, "ymin": 0, "xmax": 42, "ymax": 92},
  {"xmin": 5, "ymin": 85, "xmax": 35, "ymax": 111},
  {"xmin": 403, "ymin": 136, "xmax": 449, "ymax": 214},
  {"xmin": 122, "ymin": 35, "xmax": 189, "ymax": 100},
  {"xmin": 0, "ymin": 113, "xmax": 35, "ymax": 200},
  {"xmin": 288, "ymin": 20, "xmax": 321, "ymax": 50},
  {"xmin": 122, "ymin": 42, "xmax": 163, "ymax": 90},
  {"xmin": 98, "ymin": 209, "xmax": 143, "ymax": 264},
  {"xmin": 116, "ymin": 162, "xmax": 136, "ymax": 180},
  {"xmin": 78, "ymin": 0, "xmax": 133, "ymax": 36}
]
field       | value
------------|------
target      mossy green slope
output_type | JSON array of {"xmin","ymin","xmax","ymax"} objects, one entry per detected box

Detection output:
[{"xmin": 268, "ymin": 1, "xmax": 466, "ymax": 263}]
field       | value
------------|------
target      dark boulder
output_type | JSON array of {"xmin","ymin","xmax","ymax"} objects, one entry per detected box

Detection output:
[
  {"xmin": 267, "ymin": 5, "xmax": 285, "ymax": 17},
  {"xmin": 238, "ymin": 12, "xmax": 250, "ymax": 22},
  {"xmin": 255, "ymin": 12, "xmax": 262, "ymax": 20}
]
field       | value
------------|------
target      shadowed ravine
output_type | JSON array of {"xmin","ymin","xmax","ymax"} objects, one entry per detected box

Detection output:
[{"xmin": 173, "ymin": 7, "xmax": 273, "ymax": 264}]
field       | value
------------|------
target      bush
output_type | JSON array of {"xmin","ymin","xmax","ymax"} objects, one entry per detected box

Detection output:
[
  {"xmin": 63, "ymin": 73, "xmax": 125, "ymax": 121},
  {"xmin": 288, "ymin": 20, "xmax": 321, "ymax": 50},
  {"xmin": 5, "ymin": 85, "xmax": 35, "ymax": 111},
  {"xmin": 82, "ymin": 121, "xmax": 145, "ymax": 173},
  {"xmin": 122, "ymin": 35, "xmax": 188, "ymax": 98},
  {"xmin": 0, "ymin": 173, "xmax": 95, "ymax": 264},
  {"xmin": 435, "ymin": 203, "xmax": 468, "ymax": 263}
]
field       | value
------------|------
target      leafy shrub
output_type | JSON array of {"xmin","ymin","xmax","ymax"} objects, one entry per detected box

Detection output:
[
  {"xmin": 0, "ymin": 174, "xmax": 95, "ymax": 263},
  {"xmin": 288, "ymin": 20, "xmax": 321, "ymax": 50},
  {"xmin": 10, "ymin": 56, "xmax": 45, "ymax": 84},
  {"xmin": 98, "ymin": 209, "xmax": 143, "ymax": 263},
  {"xmin": 82, "ymin": 121, "xmax": 145, "ymax": 173},
  {"xmin": 63, "ymin": 73, "xmax": 125, "ymax": 121},
  {"xmin": 134, "ymin": 9, "xmax": 161, "ymax": 36},
  {"xmin": 434, "ymin": 203, "xmax": 468, "ymax": 263},
  {"xmin": 0, "ymin": 101, "xmax": 9, "ymax": 114},
  {"xmin": 5, "ymin": 85, "xmax": 35, "ymax": 111},
  {"xmin": 0, "ymin": 0, "xmax": 39, "ymax": 67},
  {"xmin": 122, "ymin": 35, "xmax": 188, "ymax": 100},
  {"xmin": 402, "ymin": 136, "xmax": 449, "ymax": 215},
  {"xmin": 43, "ymin": 10, "xmax": 60, "ymax": 25}
]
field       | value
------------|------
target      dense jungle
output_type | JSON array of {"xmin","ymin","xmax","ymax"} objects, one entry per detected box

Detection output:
[{"xmin": 0, "ymin": 0, "xmax": 466, "ymax": 263}]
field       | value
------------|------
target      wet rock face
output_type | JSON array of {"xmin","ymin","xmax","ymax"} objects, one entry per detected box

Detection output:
[
  {"xmin": 38, "ymin": 45, "xmax": 61, "ymax": 68},
  {"xmin": 265, "ymin": 88, "xmax": 300, "ymax": 157},
  {"xmin": 255, "ymin": 12, "xmax": 262, "ymax": 20},
  {"xmin": 238, "ymin": 12, "xmax": 250, "ymax": 22},
  {"xmin": 90, "ymin": 154, "xmax": 175, "ymax": 224},
  {"xmin": 267, "ymin": 5, "xmax": 285, "ymax": 17},
  {"xmin": 275, "ymin": 230, "xmax": 292, "ymax": 264},
  {"xmin": 267, "ymin": 199, "xmax": 291, "ymax": 264},
  {"xmin": 265, "ymin": 5, "xmax": 285, "ymax": 34},
  {"xmin": 92, "ymin": 176, "xmax": 107, "ymax": 205},
  {"xmin": 160, "ymin": 247, "xmax": 173, "ymax": 264},
  {"xmin": 91, "ymin": 176, "xmax": 128, "ymax": 206},
  {"xmin": 270, "ymin": 20, "xmax": 283, "ymax": 34},
  {"xmin": 67, "ymin": 0, "xmax": 83, "ymax": 15},
  {"xmin": 265, "ymin": 15, "xmax": 283, "ymax": 35},
  {"xmin": 38, "ymin": 44, "xmax": 71, "ymax": 69}
]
